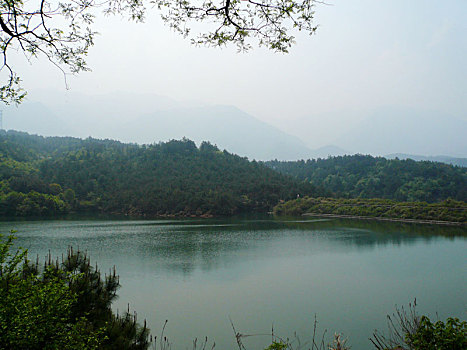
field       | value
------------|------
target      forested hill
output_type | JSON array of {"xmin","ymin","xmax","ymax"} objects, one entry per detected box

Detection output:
[
  {"xmin": 265, "ymin": 155, "xmax": 467, "ymax": 203},
  {"xmin": 0, "ymin": 131, "xmax": 321, "ymax": 217}
]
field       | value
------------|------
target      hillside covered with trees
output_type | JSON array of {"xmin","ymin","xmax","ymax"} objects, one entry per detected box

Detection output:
[
  {"xmin": 0, "ymin": 131, "xmax": 321, "ymax": 217},
  {"xmin": 265, "ymin": 155, "xmax": 467, "ymax": 203}
]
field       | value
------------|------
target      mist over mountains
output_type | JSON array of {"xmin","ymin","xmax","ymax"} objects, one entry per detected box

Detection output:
[
  {"xmin": 4, "ymin": 91, "xmax": 317, "ymax": 160},
  {"xmin": 3, "ymin": 91, "xmax": 466, "ymax": 161},
  {"xmin": 386, "ymin": 154, "xmax": 467, "ymax": 168},
  {"xmin": 335, "ymin": 106, "xmax": 467, "ymax": 158}
]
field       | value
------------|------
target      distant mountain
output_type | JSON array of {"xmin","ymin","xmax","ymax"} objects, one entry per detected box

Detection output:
[
  {"xmin": 116, "ymin": 105, "xmax": 315, "ymax": 160},
  {"xmin": 335, "ymin": 106, "xmax": 467, "ymax": 158},
  {"xmin": 271, "ymin": 110, "xmax": 364, "ymax": 150},
  {"xmin": 4, "ymin": 102, "xmax": 77, "ymax": 137},
  {"xmin": 3, "ymin": 91, "xmax": 315, "ymax": 161},
  {"xmin": 4, "ymin": 90, "xmax": 182, "ymax": 139},
  {"xmin": 386, "ymin": 154, "xmax": 467, "ymax": 168},
  {"xmin": 312, "ymin": 145, "xmax": 349, "ymax": 158}
]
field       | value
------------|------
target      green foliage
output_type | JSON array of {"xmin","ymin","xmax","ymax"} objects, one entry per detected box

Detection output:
[
  {"xmin": 0, "ymin": 234, "xmax": 103, "ymax": 349},
  {"xmin": 265, "ymin": 155, "xmax": 467, "ymax": 203},
  {"xmin": 0, "ymin": 233, "xmax": 26, "ymax": 284},
  {"xmin": 0, "ymin": 131, "xmax": 320, "ymax": 217},
  {"xmin": 273, "ymin": 197, "xmax": 467, "ymax": 223},
  {"xmin": 371, "ymin": 302, "xmax": 467, "ymax": 350},
  {"xmin": 0, "ymin": 234, "xmax": 151, "ymax": 350},
  {"xmin": 265, "ymin": 341, "xmax": 288, "ymax": 350},
  {"xmin": 0, "ymin": 190, "xmax": 68, "ymax": 216},
  {"xmin": 0, "ymin": 270, "xmax": 103, "ymax": 350},
  {"xmin": 406, "ymin": 316, "xmax": 467, "ymax": 350}
]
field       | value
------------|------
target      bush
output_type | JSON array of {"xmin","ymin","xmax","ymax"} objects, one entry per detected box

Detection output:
[
  {"xmin": 371, "ymin": 301, "xmax": 467, "ymax": 350},
  {"xmin": 0, "ymin": 233, "xmax": 151, "ymax": 350},
  {"xmin": 407, "ymin": 316, "xmax": 467, "ymax": 350}
]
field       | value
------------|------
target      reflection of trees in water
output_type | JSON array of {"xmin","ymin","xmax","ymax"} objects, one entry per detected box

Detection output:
[
  {"xmin": 135, "ymin": 217, "xmax": 467, "ymax": 275},
  {"xmin": 136, "ymin": 224, "xmax": 256, "ymax": 276},
  {"xmin": 4, "ymin": 216, "xmax": 466, "ymax": 277},
  {"xmin": 135, "ymin": 217, "xmax": 302, "ymax": 275},
  {"xmin": 275, "ymin": 217, "xmax": 467, "ymax": 247}
]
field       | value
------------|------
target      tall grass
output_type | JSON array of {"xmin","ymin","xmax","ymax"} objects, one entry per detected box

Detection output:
[{"xmin": 149, "ymin": 317, "xmax": 350, "ymax": 350}]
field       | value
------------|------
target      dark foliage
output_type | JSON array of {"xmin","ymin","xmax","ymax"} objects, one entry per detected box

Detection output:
[
  {"xmin": 0, "ymin": 234, "xmax": 150, "ymax": 350},
  {"xmin": 273, "ymin": 197, "xmax": 467, "ymax": 223},
  {"xmin": 265, "ymin": 155, "xmax": 467, "ymax": 203},
  {"xmin": 406, "ymin": 316, "xmax": 467, "ymax": 350},
  {"xmin": 371, "ymin": 301, "xmax": 467, "ymax": 350},
  {"xmin": 0, "ymin": 130, "xmax": 320, "ymax": 217}
]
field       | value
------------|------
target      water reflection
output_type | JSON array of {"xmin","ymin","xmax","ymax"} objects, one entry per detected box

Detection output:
[
  {"xmin": 1, "ymin": 216, "xmax": 466, "ymax": 276},
  {"xmin": 277, "ymin": 217, "xmax": 466, "ymax": 242},
  {"xmin": 1, "ymin": 216, "xmax": 466, "ymax": 350}
]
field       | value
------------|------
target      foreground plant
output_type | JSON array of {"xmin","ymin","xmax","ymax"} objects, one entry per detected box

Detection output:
[
  {"xmin": 371, "ymin": 300, "xmax": 467, "ymax": 350},
  {"xmin": 260, "ymin": 332, "xmax": 349, "ymax": 350},
  {"xmin": 406, "ymin": 316, "xmax": 467, "ymax": 350},
  {"xmin": 1, "ymin": 0, "xmax": 319, "ymax": 104},
  {"xmin": 0, "ymin": 233, "xmax": 150, "ymax": 350},
  {"xmin": 227, "ymin": 316, "xmax": 350, "ymax": 350}
]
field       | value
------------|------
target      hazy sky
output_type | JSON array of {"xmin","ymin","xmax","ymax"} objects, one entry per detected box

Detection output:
[{"xmin": 6, "ymin": 0, "xmax": 467, "ymax": 148}]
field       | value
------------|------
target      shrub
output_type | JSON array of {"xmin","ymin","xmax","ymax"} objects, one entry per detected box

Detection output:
[
  {"xmin": 371, "ymin": 301, "xmax": 467, "ymax": 350},
  {"xmin": 0, "ymin": 233, "xmax": 151, "ymax": 350},
  {"xmin": 407, "ymin": 316, "xmax": 467, "ymax": 350}
]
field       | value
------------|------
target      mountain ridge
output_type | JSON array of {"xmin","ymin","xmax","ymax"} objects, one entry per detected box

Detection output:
[{"xmin": 4, "ymin": 92, "xmax": 316, "ymax": 160}]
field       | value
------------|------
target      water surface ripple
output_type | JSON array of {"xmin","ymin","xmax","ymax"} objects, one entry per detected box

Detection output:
[{"xmin": 1, "ymin": 217, "xmax": 466, "ymax": 350}]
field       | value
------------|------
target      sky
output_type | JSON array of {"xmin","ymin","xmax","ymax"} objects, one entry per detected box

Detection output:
[{"xmin": 4, "ymin": 0, "xmax": 467, "ymax": 149}]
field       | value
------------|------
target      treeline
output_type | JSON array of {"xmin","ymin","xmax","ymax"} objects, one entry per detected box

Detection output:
[
  {"xmin": 273, "ymin": 197, "xmax": 467, "ymax": 223},
  {"xmin": 265, "ymin": 155, "xmax": 467, "ymax": 203},
  {"xmin": 0, "ymin": 131, "xmax": 320, "ymax": 217}
]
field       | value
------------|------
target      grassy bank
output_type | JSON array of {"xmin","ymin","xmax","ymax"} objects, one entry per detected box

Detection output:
[{"xmin": 273, "ymin": 197, "xmax": 467, "ymax": 224}]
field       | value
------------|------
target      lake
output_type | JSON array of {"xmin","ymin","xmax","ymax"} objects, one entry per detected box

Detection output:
[{"xmin": 1, "ymin": 216, "xmax": 466, "ymax": 349}]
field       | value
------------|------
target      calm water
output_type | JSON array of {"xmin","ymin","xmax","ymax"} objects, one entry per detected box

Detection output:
[{"xmin": 1, "ymin": 217, "xmax": 466, "ymax": 349}]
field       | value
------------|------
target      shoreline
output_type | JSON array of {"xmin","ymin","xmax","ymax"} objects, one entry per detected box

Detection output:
[{"xmin": 302, "ymin": 212, "xmax": 467, "ymax": 226}]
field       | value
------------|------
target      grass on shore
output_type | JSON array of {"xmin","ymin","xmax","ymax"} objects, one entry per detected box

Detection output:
[{"xmin": 273, "ymin": 197, "xmax": 467, "ymax": 224}]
